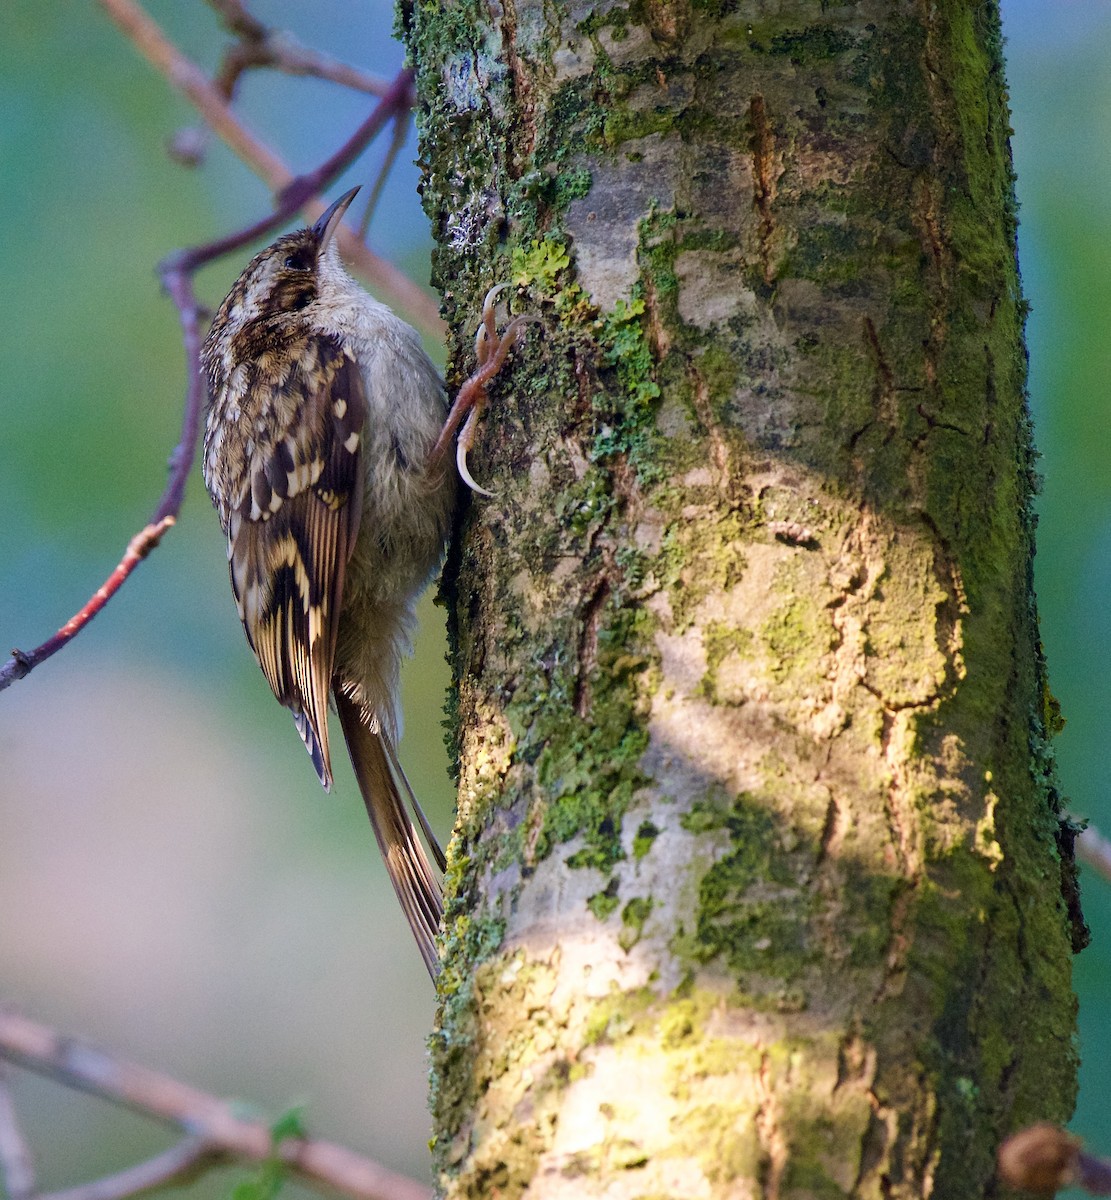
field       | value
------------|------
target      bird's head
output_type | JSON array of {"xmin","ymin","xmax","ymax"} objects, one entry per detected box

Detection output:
[{"xmin": 210, "ymin": 187, "xmax": 360, "ymax": 334}]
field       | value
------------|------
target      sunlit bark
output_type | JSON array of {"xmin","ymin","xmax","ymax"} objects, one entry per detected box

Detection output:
[{"xmin": 406, "ymin": 2, "xmax": 1082, "ymax": 1196}]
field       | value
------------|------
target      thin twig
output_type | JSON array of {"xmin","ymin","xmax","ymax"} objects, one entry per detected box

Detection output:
[
  {"xmin": 0, "ymin": 1010, "xmax": 431, "ymax": 1200},
  {"xmin": 96, "ymin": 0, "xmax": 441, "ymax": 335},
  {"xmin": 215, "ymin": 31, "xmax": 391, "ymax": 100},
  {"xmin": 0, "ymin": 45, "xmax": 441, "ymax": 695},
  {"xmin": 0, "ymin": 516, "xmax": 176, "ymax": 692},
  {"xmin": 42, "ymin": 1138, "xmax": 222, "ymax": 1200},
  {"xmin": 0, "ymin": 1062, "xmax": 36, "ymax": 1200},
  {"xmin": 204, "ymin": 0, "xmax": 265, "ymax": 40},
  {"xmin": 97, "ymin": 0, "xmax": 288, "ymax": 184},
  {"xmin": 0, "ymin": 258, "xmax": 204, "ymax": 694},
  {"xmin": 160, "ymin": 67, "xmax": 419, "ymax": 279}
]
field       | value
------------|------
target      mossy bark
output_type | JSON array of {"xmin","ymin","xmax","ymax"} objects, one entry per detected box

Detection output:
[{"xmin": 403, "ymin": 1, "xmax": 1082, "ymax": 1196}]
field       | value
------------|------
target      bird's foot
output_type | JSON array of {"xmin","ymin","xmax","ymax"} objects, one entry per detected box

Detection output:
[{"xmin": 431, "ymin": 285, "xmax": 536, "ymax": 495}]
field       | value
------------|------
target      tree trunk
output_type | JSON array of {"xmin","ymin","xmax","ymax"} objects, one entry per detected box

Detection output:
[{"xmin": 404, "ymin": 1, "xmax": 1082, "ymax": 1196}]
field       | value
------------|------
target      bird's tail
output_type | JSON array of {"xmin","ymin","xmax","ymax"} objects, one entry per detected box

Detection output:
[{"xmin": 335, "ymin": 688, "xmax": 446, "ymax": 978}]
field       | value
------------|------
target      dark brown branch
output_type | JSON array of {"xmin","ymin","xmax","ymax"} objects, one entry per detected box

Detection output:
[
  {"xmin": 0, "ymin": 1009, "xmax": 431, "ymax": 1200},
  {"xmin": 161, "ymin": 66, "xmax": 417, "ymax": 278},
  {"xmin": 204, "ymin": 0, "xmax": 265, "ymax": 42},
  {"xmin": 359, "ymin": 112, "xmax": 412, "ymax": 240},
  {"xmin": 210, "ymin": 5, "xmax": 391, "ymax": 102}
]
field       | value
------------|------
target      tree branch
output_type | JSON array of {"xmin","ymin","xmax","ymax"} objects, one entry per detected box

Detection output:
[
  {"xmin": 0, "ymin": 1009, "xmax": 431, "ymax": 1200},
  {"xmin": 1, "ymin": 24, "xmax": 444, "ymax": 696},
  {"xmin": 43, "ymin": 1138, "xmax": 223, "ymax": 1200},
  {"xmin": 97, "ymin": 0, "xmax": 289, "ymax": 184},
  {"xmin": 95, "ymin": 0, "xmax": 442, "ymax": 335},
  {"xmin": 207, "ymin": 0, "xmax": 392, "ymax": 102}
]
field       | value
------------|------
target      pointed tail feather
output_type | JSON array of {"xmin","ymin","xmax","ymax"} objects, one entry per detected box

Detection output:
[
  {"xmin": 334, "ymin": 690, "xmax": 444, "ymax": 977},
  {"xmin": 380, "ymin": 734, "xmax": 448, "ymax": 873},
  {"xmin": 292, "ymin": 708, "xmax": 332, "ymax": 790}
]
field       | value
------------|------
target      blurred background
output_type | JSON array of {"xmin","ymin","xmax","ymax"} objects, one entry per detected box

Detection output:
[{"xmin": 1, "ymin": 1, "xmax": 1109, "ymax": 1193}]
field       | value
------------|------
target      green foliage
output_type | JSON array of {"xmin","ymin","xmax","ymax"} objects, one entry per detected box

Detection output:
[{"xmin": 228, "ymin": 1107, "xmax": 307, "ymax": 1200}]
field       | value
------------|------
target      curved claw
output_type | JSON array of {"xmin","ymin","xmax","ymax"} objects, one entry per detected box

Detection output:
[
  {"xmin": 434, "ymin": 285, "xmax": 537, "ymax": 495},
  {"xmin": 482, "ymin": 282, "xmax": 512, "ymax": 314},
  {"xmin": 500, "ymin": 313, "xmax": 542, "ymax": 346},
  {"xmin": 457, "ymin": 442, "xmax": 495, "ymax": 498},
  {"xmin": 474, "ymin": 283, "xmax": 513, "ymax": 360}
]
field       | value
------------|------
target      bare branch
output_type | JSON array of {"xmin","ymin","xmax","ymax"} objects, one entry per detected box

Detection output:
[
  {"xmin": 96, "ymin": 0, "xmax": 442, "ymax": 335},
  {"xmin": 97, "ymin": 0, "xmax": 289, "ymax": 184},
  {"xmin": 1, "ymin": 31, "xmax": 444, "ymax": 695},
  {"xmin": 215, "ymin": 32, "xmax": 392, "ymax": 100},
  {"xmin": 206, "ymin": 0, "xmax": 393, "ymax": 98},
  {"xmin": 204, "ymin": 0, "xmax": 265, "ymax": 40},
  {"xmin": 42, "ymin": 1138, "xmax": 223, "ymax": 1200},
  {"xmin": 0, "ymin": 1010, "xmax": 431, "ymax": 1200},
  {"xmin": 0, "ymin": 1063, "xmax": 36, "ymax": 1200},
  {"xmin": 0, "ymin": 516, "xmax": 176, "ymax": 692}
]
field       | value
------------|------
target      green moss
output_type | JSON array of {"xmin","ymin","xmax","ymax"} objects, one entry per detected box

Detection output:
[
  {"xmin": 604, "ymin": 104, "xmax": 677, "ymax": 148},
  {"xmin": 677, "ymin": 794, "xmax": 820, "ymax": 980},
  {"xmin": 511, "ymin": 235, "xmax": 572, "ymax": 291},
  {"xmin": 691, "ymin": 342, "xmax": 741, "ymax": 409},
  {"xmin": 632, "ymin": 820, "xmax": 660, "ymax": 859},
  {"xmin": 588, "ymin": 877, "xmax": 622, "ymax": 921},
  {"xmin": 768, "ymin": 26, "xmax": 856, "ymax": 64},
  {"xmin": 760, "ymin": 598, "xmax": 810, "ymax": 677},
  {"xmin": 582, "ymin": 987, "xmax": 657, "ymax": 1048},
  {"xmin": 657, "ymin": 510, "xmax": 749, "ymax": 630},
  {"xmin": 759, "ymin": 563, "xmax": 834, "ymax": 683},
  {"xmin": 428, "ymin": 913, "xmax": 508, "ymax": 1148},
  {"xmin": 596, "ymin": 296, "xmax": 662, "ymax": 419},
  {"xmin": 619, "ymin": 896, "xmax": 654, "ymax": 951},
  {"xmin": 639, "ymin": 207, "xmax": 680, "ymax": 307},
  {"xmin": 698, "ymin": 621, "xmax": 755, "ymax": 703},
  {"xmin": 658, "ymin": 995, "xmax": 708, "ymax": 1048},
  {"xmin": 671, "ymin": 1102, "xmax": 761, "ymax": 1183},
  {"xmin": 556, "ymin": 472, "xmax": 614, "ymax": 536},
  {"xmin": 683, "ymin": 1038, "xmax": 745, "ymax": 1079},
  {"xmin": 518, "ymin": 603, "xmax": 653, "ymax": 873}
]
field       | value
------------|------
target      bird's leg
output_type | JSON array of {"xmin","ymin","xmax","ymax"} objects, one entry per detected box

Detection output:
[{"xmin": 429, "ymin": 284, "xmax": 535, "ymax": 494}]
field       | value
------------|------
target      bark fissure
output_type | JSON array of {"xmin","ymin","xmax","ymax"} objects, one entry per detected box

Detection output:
[{"xmin": 749, "ymin": 92, "xmax": 780, "ymax": 287}]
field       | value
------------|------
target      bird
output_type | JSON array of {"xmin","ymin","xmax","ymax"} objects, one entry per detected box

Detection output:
[{"xmin": 200, "ymin": 187, "xmax": 523, "ymax": 977}]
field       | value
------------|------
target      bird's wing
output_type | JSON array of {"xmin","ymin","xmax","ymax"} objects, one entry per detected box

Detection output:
[{"xmin": 213, "ymin": 333, "xmax": 368, "ymax": 788}]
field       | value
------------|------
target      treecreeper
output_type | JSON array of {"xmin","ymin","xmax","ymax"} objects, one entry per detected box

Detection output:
[{"xmin": 201, "ymin": 187, "xmax": 528, "ymax": 976}]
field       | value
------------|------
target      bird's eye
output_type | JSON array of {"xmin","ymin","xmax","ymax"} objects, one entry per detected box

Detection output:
[{"xmin": 284, "ymin": 249, "xmax": 314, "ymax": 272}]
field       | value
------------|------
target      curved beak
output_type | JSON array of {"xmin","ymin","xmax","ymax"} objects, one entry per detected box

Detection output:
[{"xmin": 312, "ymin": 186, "xmax": 361, "ymax": 249}]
